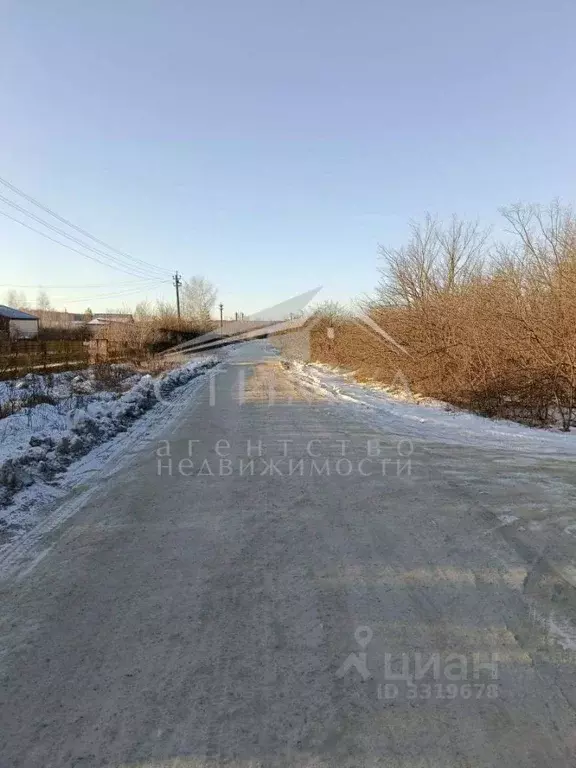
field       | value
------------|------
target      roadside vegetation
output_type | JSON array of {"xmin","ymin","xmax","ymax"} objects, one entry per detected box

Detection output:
[
  {"xmin": 311, "ymin": 201, "xmax": 576, "ymax": 430},
  {"xmin": 1, "ymin": 275, "xmax": 218, "ymax": 377}
]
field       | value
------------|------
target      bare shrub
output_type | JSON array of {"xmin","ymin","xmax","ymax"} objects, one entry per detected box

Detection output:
[
  {"xmin": 137, "ymin": 355, "xmax": 186, "ymax": 376},
  {"xmin": 94, "ymin": 320, "xmax": 162, "ymax": 363},
  {"xmin": 91, "ymin": 363, "xmax": 133, "ymax": 392},
  {"xmin": 93, "ymin": 309, "xmax": 209, "ymax": 364},
  {"xmin": 375, "ymin": 214, "xmax": 488, "ymax": 307},
  {"xmin": 0, "ymin": 378, "xmax": 58, "ymax": 420},
  {"xmin": 39, "ymin": 324, "xmax": 91, "ymax": 341},
  {"xmin": 313, "ymin": 204, "xmax": 576, "ymax": 430}
]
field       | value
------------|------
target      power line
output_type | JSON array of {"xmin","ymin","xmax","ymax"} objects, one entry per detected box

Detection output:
[
  {"xmin": 48, "ymin": 284, "xmax": 167, "ymax": 300},
  {"xmin": 0, "ymin": 280, "xmax": 162, "ymax": 289},
  {"xmin": 0, "ymin": 174, "xmax": 172, "ymax": 277},
  {"xmin": 0, "ymin": 208, "xmax": 171, "ymax": 280},
  {"xmin": 50, "ymin": 284, "xmax": 167, "ymax": 304},
  {"xmin": 0, "ymin": 192, "xmax": 164, "ymax": 280},
  {"xmin": 4, "ymin": 282, "xmax": 168, "ymax": 306}
]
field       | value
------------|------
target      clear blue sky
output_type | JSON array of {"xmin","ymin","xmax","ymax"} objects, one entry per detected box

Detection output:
[{"xmin": 1, "ymin": 0, "xmax": 575, "ymax": 314}]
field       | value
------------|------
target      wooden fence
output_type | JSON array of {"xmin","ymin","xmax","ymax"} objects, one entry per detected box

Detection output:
[{"xmin": 0, "ymin": 339, "xmax": 133, "ymax": 380}]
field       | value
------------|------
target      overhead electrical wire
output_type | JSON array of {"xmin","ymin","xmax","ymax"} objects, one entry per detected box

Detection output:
[
  {"xmin": 50, "ymin": 285, "xmax": 167, "ymax": 304},
  {"xmin": 0, "ymin": 208, "xmax": 172, "ymax": 281},
  {"xmin": 0, "ymin": 193, "xmax": 165, "ymax": 280},
  {"xmin": 54, "ymin": 291, "xmax": 152, "ymax": 302},
  {"xmin": 0, "ymin": 174, "xmax": 172, "ymax": 278},
  {"xmin": 1, "ymin": 278, "xmax": 167, "ymax": 305},
  {"xmin": 0, "ymin": 280, "xmax": 162, "ymax": 289}
]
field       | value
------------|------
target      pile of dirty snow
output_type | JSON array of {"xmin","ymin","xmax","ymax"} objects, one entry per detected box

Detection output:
[{"xmin": 0, "ymin": 358, "xmax": 216, "ymax": 508}]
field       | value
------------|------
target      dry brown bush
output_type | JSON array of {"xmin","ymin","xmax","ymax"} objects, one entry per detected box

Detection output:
[
  {"xmin": 91, "ymin": 362, "xmax": 134, "ymax": 391},
  {"xmin": 311, "ymin": 203, "xmax": 576, "ymax": 430},
  {"xmin": 94, "ymin": 320, "xmax": 162, "ymax": 363},
  {"xmin": 94, "ymin": 313, "xmax": 212, "ymax": 363}
]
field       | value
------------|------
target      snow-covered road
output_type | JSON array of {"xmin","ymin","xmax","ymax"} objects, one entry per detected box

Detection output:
[{"xmin": 2, "ymin": 342, "xmax": 576, "ymax": 767}]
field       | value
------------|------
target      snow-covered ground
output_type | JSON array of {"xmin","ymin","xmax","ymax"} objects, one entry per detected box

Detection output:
[
  {"xmin": 291, "ymin": 361, "xmax": 576, "ymax": 456},
  {"xmin": 0, "ymin": 358, "xmax": 217, "ymax": 533}
]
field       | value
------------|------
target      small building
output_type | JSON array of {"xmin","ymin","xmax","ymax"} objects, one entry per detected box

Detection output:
[
  {"xmin": 93, "ymin": 313, "xmax": 134, "ymax": 324},
  {"xmin": 85, "ymin": 314, "xmax": 135, "ymax": 335},
  {"xmin": 0, "ymin": 305, "xmax": 40, "ymax": 340},
  {"xmin": 87, "ymin": 318, "xmax": 110, "ymax": 327}
]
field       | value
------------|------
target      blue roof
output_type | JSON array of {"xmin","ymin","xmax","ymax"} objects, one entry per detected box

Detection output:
[{"xmin": 0, "ymin": 305, "xmax": 39, "ymax": 320}]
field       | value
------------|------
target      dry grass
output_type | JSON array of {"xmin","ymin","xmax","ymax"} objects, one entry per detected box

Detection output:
[
  {"xmin": 136, "ymin": 354, "xmax": 188, "ymax": 376},
  {"xmin": 0, "ymin": 390, "xmax": 58, "ymax": 420},
  {"xmin": 91, "ymin": 362, "xmax": 134, "ymax": 392},
  {"xmin": 94, "ymin": 315, "xmax": 212, "ymax": 362}
]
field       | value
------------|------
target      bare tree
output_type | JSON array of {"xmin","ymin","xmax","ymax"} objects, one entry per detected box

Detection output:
[
  {"xmin": 155, "ymin": 299, "xmax": 176, "ymax": 320},
  {"xmin": 499, "ymin": 201, "xmax": 576, "ymax": 429},
  {"xmin": 134, "ymin": 300, "xmax": 153, "ymax": 320},
  {"xmin": 376, "ymin": 215, "xmax": 439, "ymax": 306},
  {"xmin": 5, "ymin": 289, "xmax": 28, "ymax": 309},
  {"xmin": 435, "ymin": 215, "xmax": 488, "ymax": 292},
  {"xmin": 310, "ymin": 300, "xmax": 350, "ymax": 322},
  {"xmin": 37, "ymin": 289, "xmax": 51, "ymax": 311},
  {"xmin": 376, "ymin": 214, "xmax": 489, "ymax": 306},
  {"xmin": 181, "ymin": 275, "xmax": 217, "ymax": 325},
  {"xmin": 500, "ymin": 200, "xmax": 576, "ymax": 289}
]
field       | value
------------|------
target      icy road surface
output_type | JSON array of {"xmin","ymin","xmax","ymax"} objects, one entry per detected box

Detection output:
[{"xmin": 2, "ymin": 342, "xmax": 576, "ymax": 767}]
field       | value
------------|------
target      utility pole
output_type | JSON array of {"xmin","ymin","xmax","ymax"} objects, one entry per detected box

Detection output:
[
  {"xmin": 219, "ymin": 303, "xmax": 224, "ymax": 333},
  {"xmin": 173, "ymin": 272, "xmax": 182, "ymax": 320}
]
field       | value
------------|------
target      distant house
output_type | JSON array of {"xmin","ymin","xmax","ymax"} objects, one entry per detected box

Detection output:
[
  {"xmin": 0, "ymin": 305, "xmax": 40, "ymax": 340},
  {"xmin": 85, "ymin": 314, "xmax": 134, "ymax": 336},
  {"xmin": 92, "ymin": 313, "xmax": 134, "ymax": 324},
  {"xmin": 27, "ymin": 310, "xmax": 133, "ymax": 328},
  {"xmin": 87, "ymin": 318, "xmax": 110, "ymax": 327}
]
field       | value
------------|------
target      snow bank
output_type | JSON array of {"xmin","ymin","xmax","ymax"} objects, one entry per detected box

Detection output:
[
  {"xmin": 291, "ymin": 361, "xmax": 576, "ymax": 456},
  {"xmin": 0, "ymin": 358, "xmax": 217, "ymax": 508}
]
